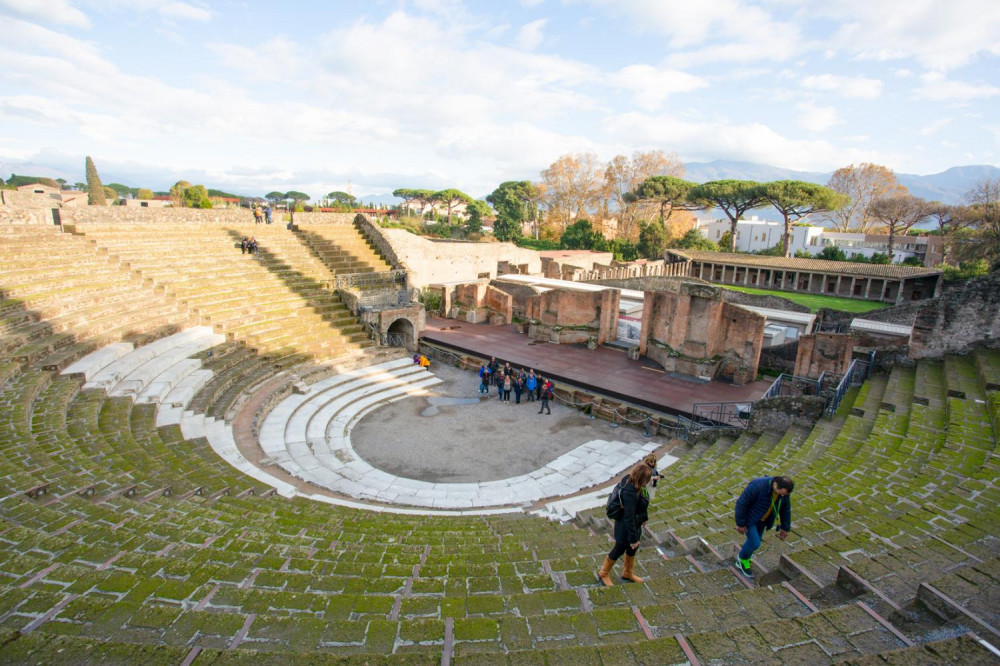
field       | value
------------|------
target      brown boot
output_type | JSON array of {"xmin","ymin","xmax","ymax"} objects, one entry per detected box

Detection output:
[
  {"xmin": 621, "ymin": 554, "xmax": 644, "ymax": 583},
  {"xmin": 597, "ymin": 556, "xmax": 616, "ymax": 586}
]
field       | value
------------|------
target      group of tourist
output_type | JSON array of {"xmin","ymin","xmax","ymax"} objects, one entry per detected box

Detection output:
[
  {"xmin": 478, "ymin": 357, "xmax": 554, "ymax": 414},
  {"xmin": 253, "ymin": 204, "xmax": 273, "ymax": 224},
  {"xmin": 239, "ymin": 236, "xmax": 259, "ymax": 254}
]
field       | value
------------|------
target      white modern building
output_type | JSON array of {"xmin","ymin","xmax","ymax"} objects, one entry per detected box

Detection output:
[{"xmin": 695, "ymin": 218, "xmax": 943, "ymax": 266}]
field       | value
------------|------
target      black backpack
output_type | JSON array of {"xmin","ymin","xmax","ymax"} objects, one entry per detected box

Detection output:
[{"xmin": 605, "ymin": 477, "xmax": 626, "ymax": 520}]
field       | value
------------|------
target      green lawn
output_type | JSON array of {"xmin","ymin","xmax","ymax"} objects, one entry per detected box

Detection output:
[{"xmin": 719, "ymin": 285, "xmax": 888, "ymax": 314}]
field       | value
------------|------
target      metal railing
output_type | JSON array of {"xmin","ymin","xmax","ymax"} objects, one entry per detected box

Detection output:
[
  {"xmin": 761, "ymin": 373, "xmax": 821, "ymax": 400},
  {"xmin": 691, "ymin": 401, "xmax": 753, "ymax": 429},
  {"xmin": 823, "ymin": 352, "xmax": 875, "ymax": 418},
  {"xmin": 334, "ymin": 269, "xmax": 407, "ymax": 291}
]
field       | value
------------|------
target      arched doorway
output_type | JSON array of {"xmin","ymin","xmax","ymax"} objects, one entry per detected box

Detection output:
[{"xmin": 386, "ymin": 317, "xmax": 415, "ymax": 350}]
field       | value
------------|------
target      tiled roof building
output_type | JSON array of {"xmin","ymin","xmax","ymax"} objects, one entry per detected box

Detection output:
[{"xmin": 666, "ymin": 250, "xmax": 943, "ymax": 304}]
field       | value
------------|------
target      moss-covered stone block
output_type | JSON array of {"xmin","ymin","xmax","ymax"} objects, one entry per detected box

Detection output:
[{"xmin": 454, "ymin": 617, "xmax": 499, "ymax": 642}]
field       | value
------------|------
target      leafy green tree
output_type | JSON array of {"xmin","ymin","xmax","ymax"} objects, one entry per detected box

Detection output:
[
  {"xmin": 793, "ymin": 249, "xmax": 813, "ymax": 258},
  {"xmin": 326, "ymin": 191, "xmax": 356, "ymax": 208},
  {"xmin": 867, "ymin": 252, "xmax": 891, "ymax": 264},
  {"xmin": 285, "ymin": 191, "xmax": 310, "ymax": 210},
  {"xmin": 759, "ymin": 180, "xmax": 848, "ymax": 257},
  {"xmin": 817, "ymin": 245, "xmax": 847, "ymax": 262},
  {"xmin": 5, "ymin": 174, "xmax": 61, "ymax": 188},
  {"xmin": 74, "ymin": 182, "xmax": 87, "ymax": 191},
  {"xmin": 265, "ymin": 191, "xmax": 286, "ymax": 205},
  {"xmin": 636, "ymin": 221, "xmax": 669, "ymax": 259},
  {"xmin": 85, "ymin": 156, "xmax": 106, "ymax": 205},
  {"xmin": 465, "ymin": 200, "xmax": 491, "ymax": 235},
  {"xmin": 901, "ymin": 256, "xmax": 924, "ymax": 266},
  {"xmin": 716, "ymin": 231, "xmax": 734, "ymax": 251},
  {"xmin": 609, "ymin": 238, "xmax": 638, "ymax": 262},
  {"xmin": 486, "ymin": 181, "xmax": 538, "ymax": 241},
  {"xmin": 625, "ymin": 175, "xmax": 699, "ymax": 225},
  {"xmin": 182, "ymin": 184, "xmax": 212, "ymax": 209},
  {"xmin": 107, "ymin": 183, "xmax": 132, "ymax": 198},
  {"xmin": 431, "ymin": 189, "xmax": 473, "ymax": 225},
  {"xmin": 670, "ymin": 228, "xmax": 719, "ymax": 251},
  {"xmin": 688, "ymin": 180, "xmax": 765, "ymax": 252},
  {"xmin": 560, "ymin": 219, "xmax": 606, "ymax": 250},
  {"xmin": 171, "ymin": 180, "xmax": 191, "ymax": 205},
  {"xmin": 103, "ymin": 186, "xmax": 118, "ymax": 202},
  {"xmin": 136, "ymin": 188, "xmax": 154, "ymax": 200}
]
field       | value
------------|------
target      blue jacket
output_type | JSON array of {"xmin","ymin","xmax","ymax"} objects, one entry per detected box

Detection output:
[{"xmin": 734, "ymin": 476, "xmax": 791, "ymax": 532}]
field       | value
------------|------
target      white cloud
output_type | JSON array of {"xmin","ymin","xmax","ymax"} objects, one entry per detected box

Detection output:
[
  {"xmin": 603, "ymin": 111, "xmax": 881, "ymax": 172},
  {"xmin": 919, "ymin": 117, "xmax": 952, "ymax": 135},
  {"xmin": 0, "ymin": 0, "xmax": 89, "ymax": 27},
  {"xmin": 159, "ymin": 1, "xmax": 210, "ymax": 21},
  {"xmin": 100, "ymin": 0, "xmax": 211, "ymax": 22},
  {"xmin": 209, "ymin": 37, "xmax": 305, "ymax": 81},
  {"xmin": 801, "ymin": 74, "xmax": 882, "ymax": 99},
  {"xmin": 795, "ymin": 102, "xmax": 840, "ymax": 132},
  {"xmin": 613, "ymin": 64, "xmax": 707, "ymax": 110},
  {"xmin": 815, "ymin": 0, "xmax": 1000, "ymax": 69},
  {"xmin": 515, "ymin": 18, "xmax": 546, "ymax": 51},
  {"xmin": 913, "ymin": 71, "xmax": 1000, "ymax": 102},
  {"xmin": 591, "ymin": 0, "xmax": 803, "ymax": 64}
]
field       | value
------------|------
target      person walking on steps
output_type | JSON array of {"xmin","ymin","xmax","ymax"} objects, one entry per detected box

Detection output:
[
  {"xmin": 598, "ymin": 462, "xmax": 652, "ymax": 586},
  {"xmin": 734, "ymin": 475, "xmax": 794, "ymax": 580}
]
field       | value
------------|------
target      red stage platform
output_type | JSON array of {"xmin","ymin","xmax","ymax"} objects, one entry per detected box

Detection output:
[{"xmin": 420, "ymin": 317, "xmax": 771, "ymax": 418}]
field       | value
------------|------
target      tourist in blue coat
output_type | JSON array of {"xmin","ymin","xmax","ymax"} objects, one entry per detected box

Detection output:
[{"xmin": 734, "ymin": 475, "xmax": 794, "ymax": 579}]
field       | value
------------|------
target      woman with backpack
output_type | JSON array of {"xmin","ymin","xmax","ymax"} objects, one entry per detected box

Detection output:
[{"xmin": 598, "ymin": 462, "xmax": 653, "ymax": 586}]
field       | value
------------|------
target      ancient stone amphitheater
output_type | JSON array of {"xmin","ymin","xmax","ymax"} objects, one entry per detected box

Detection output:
[{"xmin": 0, "ymin": 208, "xmax": 997, "ymax": 664}]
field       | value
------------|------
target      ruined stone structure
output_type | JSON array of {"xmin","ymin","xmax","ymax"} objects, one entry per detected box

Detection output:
[
  {"xmin": 447, "ymin": 282, "xmax": 513, "ymax": 325},
  {"xmin": 910, "ymin": 270, "xmax": 1000, "ymax": 359},
  {"xmin": 639, "ymin": 282, "xmax": 765, "ymax": 384},
  {"xmin": 527, "ymin": 288, "xmax": 619, "ymax": 345},
  {"xmin": 794, "ymin": 333, "xmax": 856, "ymax": 379}
]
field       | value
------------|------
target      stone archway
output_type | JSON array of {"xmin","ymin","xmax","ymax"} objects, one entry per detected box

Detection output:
[{"xmin": 385, "ymin": 316, "xmax": 416, "ymax": 350}]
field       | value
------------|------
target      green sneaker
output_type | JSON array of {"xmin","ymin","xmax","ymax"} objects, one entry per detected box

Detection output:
[{"xmin": 735, "ymin": 557, "xmax": 753, "ymax": 579}]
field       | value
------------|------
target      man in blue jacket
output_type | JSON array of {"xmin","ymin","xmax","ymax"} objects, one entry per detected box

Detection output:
[{"xmin": 734, "ymin": 476, "xmax": 794, "ymax": 579}]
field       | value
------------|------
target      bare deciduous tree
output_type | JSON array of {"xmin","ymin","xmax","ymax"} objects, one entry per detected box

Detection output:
[
  {"xmin": 824, "ymin": 163, "xmax": 906, "ymax": 232},
  {"xmin": 869, "ymin": 193, "xmax": 930, "ymax": 261}
]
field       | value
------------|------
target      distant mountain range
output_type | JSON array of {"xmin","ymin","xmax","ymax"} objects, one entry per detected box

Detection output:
[{"xmin": 683, "ymin": 160, "xmax": 1000, "ymax": 206}]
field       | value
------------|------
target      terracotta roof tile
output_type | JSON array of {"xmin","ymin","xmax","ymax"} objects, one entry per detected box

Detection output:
[{"xmin": 669, "ymin": 250, "xmax": 942, "ymax": 279}]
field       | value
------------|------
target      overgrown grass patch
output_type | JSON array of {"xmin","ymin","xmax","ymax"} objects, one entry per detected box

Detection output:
[{"xmin": 718, "ymin": 285, "xmax": 888, "ymax": 313}]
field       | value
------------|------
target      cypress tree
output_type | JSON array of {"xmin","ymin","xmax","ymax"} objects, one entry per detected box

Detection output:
[{"xmin": 85, "ymin": 156, "xmax": 106, "ymax": 206}]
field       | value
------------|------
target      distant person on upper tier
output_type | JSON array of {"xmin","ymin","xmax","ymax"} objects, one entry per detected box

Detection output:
[{"xmin": 734, "ymin": 475, "xmax": 794, "ymax": 580}]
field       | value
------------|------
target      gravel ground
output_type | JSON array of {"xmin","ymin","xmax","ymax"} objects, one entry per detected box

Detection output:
[{"xmin": 351, "ymin": 363, "xmax": 669, "ymax": 483}]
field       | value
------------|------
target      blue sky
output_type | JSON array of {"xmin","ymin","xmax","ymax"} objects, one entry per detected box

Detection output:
[{"xmin": 0, "ymin": 0, "xmax": 997, "ymax": 200}]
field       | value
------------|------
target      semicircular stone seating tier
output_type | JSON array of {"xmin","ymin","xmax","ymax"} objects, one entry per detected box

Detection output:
[
  {"xmin": 63, "ymin": 329, "xmax": 669, "ymax": 517},
  {"xmin": 258, "ymin": 356, "xmax": 667, "ymax": 511}
]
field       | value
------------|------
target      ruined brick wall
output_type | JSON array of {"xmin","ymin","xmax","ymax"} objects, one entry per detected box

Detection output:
[
  {"xmin": 529, "ymin": 288, "xmax": 619, "ymax": 344},
  {"xmin": 640, "ymin": 283, "xmax": 765, "ymax": 383},
  {"xmin": 484, "ymin": 286, "xmax": 513, "ymax": 324},
  {"xmin": 793, "ymin": 333, "xmax": 856, "ymax": 378},
  {"xmin": 759, "ymin": 341, "xmax": 799, "ymax": 374},
  {"xmin": 910, "ymin": 271, "xmax": 1000, "ymax": 358},
  {"xmin": 719, "ymin": 302, "xmax": 765, "ymax": 382},
  {"xmin": 488, "ymin": 283, "xmax": 539, "ymax": 321}
]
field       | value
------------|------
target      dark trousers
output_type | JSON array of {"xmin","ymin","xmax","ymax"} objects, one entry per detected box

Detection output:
[
  {"xmin": 539, "ymin": 397, "xmax": 550, "ymax": 414},
  {"xmin": 608, "ymin": 540, "xmax": 638, "ymax": 561}
]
